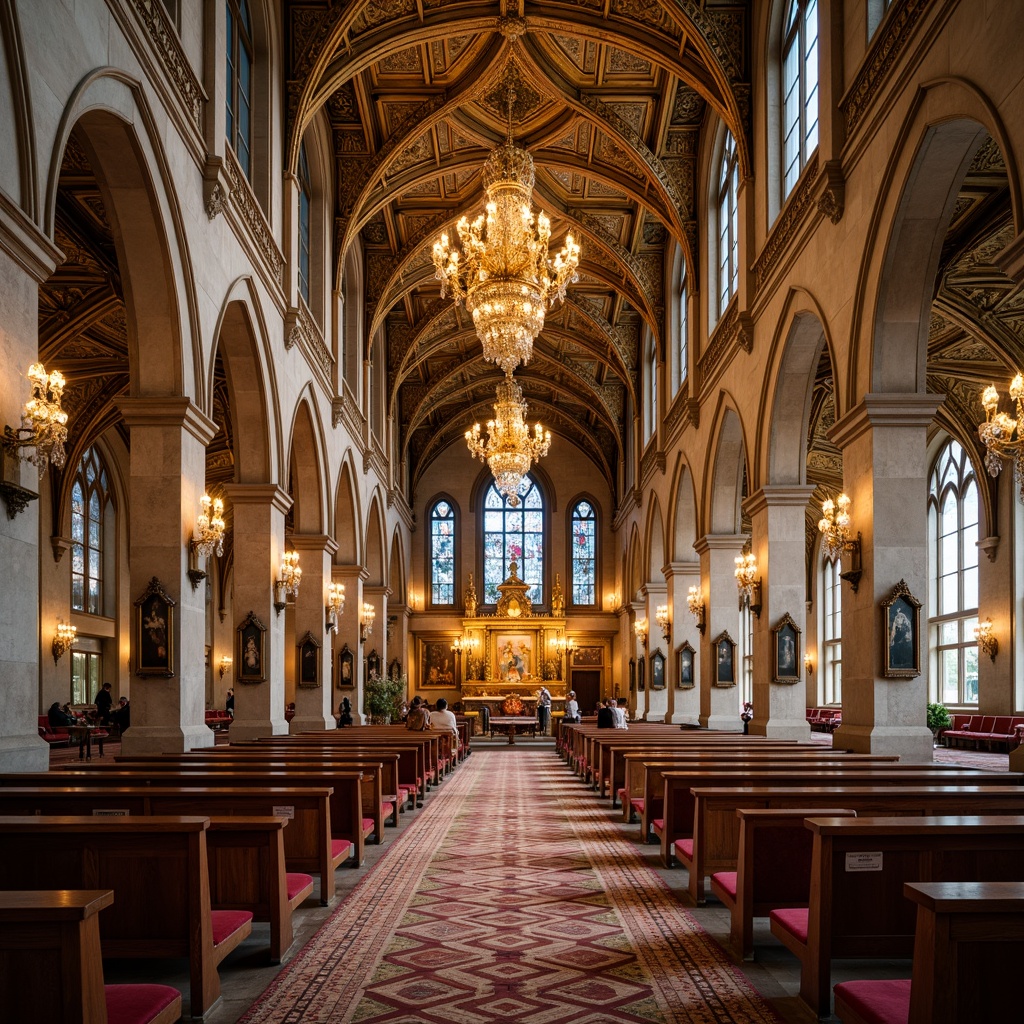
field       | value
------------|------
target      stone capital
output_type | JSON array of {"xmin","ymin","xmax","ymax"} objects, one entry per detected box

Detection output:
[
  {"xmin": 220, "ymin": 483, "xmax": 293, "ymax": 515},
  {"xmin": 115, "ymin": 397, "xmax": 218, "ymax": 446},
  {"xmin": 694, "ymin": 533, "xmax": 747, "ymax": 556},
  {"xmin": 288, "ymin": 534, "xmax": 339, "ymax": 557},
  {"xmin": 743, "ymin": 485, "xmax": 816, "ymax": 518},
  {"xmin": 333, "ymin": 564, "xmax": 370, "ymax": 584},
  {"xmin": 829, "ymin": 393, "xmax": 942, "ymax": 450},
  {"xmin": 663, "ymin": 561, "xmax": 700, "ymax": 581}
]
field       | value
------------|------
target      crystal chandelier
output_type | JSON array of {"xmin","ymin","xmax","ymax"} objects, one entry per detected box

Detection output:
[
  {"xmin": 193, "ymin": 494, "xmax": 226, "ymax": 558},
  {"xmin": 465, "ymin": 373, "xmax": 551, "ymax": 507},
  {"xmin": 3, "ymin": 362, "xmax": 69, "ymax": 470},
  {"xmin": 979, "ymin": 374, "xmax": 1024, "ymax": 501},
  {"xmin": 432, "ymin": 99, "xmax": 580, "ymax": 375},
  {"xmin": 817, "ymin": 493, "xmax": 852, "ymax": 559}
]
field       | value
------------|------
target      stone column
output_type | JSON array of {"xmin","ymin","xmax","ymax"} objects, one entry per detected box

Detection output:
[
  {"xmin": 630, "ymin": 601, "xmax": 648, "ymax": 719},
  {"xmin": 219, "ymin": 483, "xmax": 292, "ymax": 741},
  {"xmin": 117, "ymin": 398, "xmax": 217, "ymax": 755},
  {"xmin": 666, "ymin": 562, "xmax": 702, "ymax": 725},
  {"xmin": 333, "ymin": 565, "xmax": 368, "ymax": 721},
  {"xmin": 642, "ymin": 583, "xmax": 668, "ymax": 722},
  {"xmin": 976, "ymin": 479, "xmax": 1012, "ymax": 715},
  {"xmin": 830, "ymin": 395, "xmax": 941, "ymax": 761},
  {"xmin": 745, "ymin": 487, "xmax": 814, "ymax": 739},
  {"xmin": 363, "ymin": 584, "xmax": 389, "ymax": 687},
  {"xmin": 289, "ymin": 534, "xmax": 338, "ymax": 733},
  {"xmin": 695, "ymin": 534, "xmax": 746, "ymax": 731}
]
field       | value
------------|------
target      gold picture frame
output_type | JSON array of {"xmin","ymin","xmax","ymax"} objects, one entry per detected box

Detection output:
[
  {"xmin": 882, "ymin": 578, "xmax": 922, "ymax": 679},
  {"xmin": 134, "ymin": 576, "xmax": 175, "ymax": 678},
  {"xmin": 237, "ymin": 610, "xmax": 267, "ymax": 684},
  {"xmin": 771, "ymin": 612, "xmax": 801, "ymax": 684},
  {"xmin": 713, "ymin": 630, "xmax": 736, "ymax": 687}
]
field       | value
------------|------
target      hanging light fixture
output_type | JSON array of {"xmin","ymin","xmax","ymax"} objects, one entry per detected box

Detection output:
[
  {"xmin": 465, "ymin": 372, "xmax": 551, "ymax": 507},
  {"xmin": 979, "ymin": 375, "xmax": 1024, "ymax": 501},
  {"xmin": 432, "ymin": 83, "xmax": 580, "ymax": 375},
  {"xmin": 2, "ymin": 363, "xmax": 69, "ymax": 471}
]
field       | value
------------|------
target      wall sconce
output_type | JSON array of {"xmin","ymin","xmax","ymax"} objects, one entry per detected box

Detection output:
[
  {"xmin": 218, "ymin": 655, "xmax": 232, "ymax": 679},
  {"xmin": 52, "ymin": 619, "xmax": 77, "ymax": 664},
  {"xmin": 804, "ymin": 654, "xmax": 813, "ymax": 675},
  {"xmin": 551, "ymin": 632, "xmax": 576, "ymax": 659},
  {"xmin": 634, "ymin": 618, "xmax": 648, "ymax": 650},
  {"xmin": 974, "ymin": 619, "xmax": 998, "ymax": 661},
  {"xmin": 818, "ymin": 493, "xmax": 863, "ymax": 592},
  {"xmin": 686, "ymin": 585, "xmax": 706, "ymax": 635},
  {"xmin": 273, "ymin": 550, "xmax": 302, "ymax": 615},
  {"xmin": 325, "ymin": 581, "xmax": 346, "ymax": 633},
  {"xmin": 655, "ymin": 604, "xmax": 671, "ymax": 644},
  {"xmin": 3, "ymin": 363, "xmax": 69, "ymax": 472},
  {"xmin": 187, "ymin": 493, "xmax": 226, "ymax": 590},
  {"xmin": 360, "ymin": 602, "xmax": 375, "ymax": 642},
  {"xmin": 734, "ymin": 551, "xmax": 762, "ymax": 618},
  {"xmin": 979, "ymin": 375, "xmax": 1024, "ymax": 502}
]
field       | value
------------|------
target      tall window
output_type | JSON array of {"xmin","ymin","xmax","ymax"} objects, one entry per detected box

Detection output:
[
  {"xmin": 822, "ymin": 555, "xmax": 842, "ymax": 703},
  {"xmin": 928, "ymin": 439, "xmax": 979, "ymax": 705},
  {"xmin": 571, "ymin": 500, "xmax": 597, "ymax": 606},
  {"xmin": 483, "ymin": 476, "xmax": 544, "ymax": 605},
  {"xmin": 71, "ymin": 447, "xmax": 109, "ymax": 615},
  {"xmin": 645, "ymin": 336, "xmax": 658, "ymax": 442},
  {"xmin": 781, "ymin": 0, "xmax": 819, "ymax": 196},
  {"xmin": 740, "ymin": 602, "xmax": 754, "ymax": 709},
  {"xmin": 225, "ymin": 0, "xmax": 253, "ymax": 179},
  {"xmin": 297, "ymin": 142, "xmax": 312, "ymax": 305},
  {"xmin": 677, "ymin": 262, "xmax": 689, "ymax": 392},
  {"xmin": 71, "ymin": 650, "xmax": 101, "ymax": 706},
  {"xmin": 717, "ymin": 130, "xmax": 739, "ymax": 317},
  {"xmin": 429, "ymin": 499, "xmax": 456, "ymax": 606}
]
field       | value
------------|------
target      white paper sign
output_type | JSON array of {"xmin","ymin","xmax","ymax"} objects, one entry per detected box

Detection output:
[
  {"xmin": 272, "ymin": 805, "xmax": 295, "ymax": 819},
  {"xmin": 92, "ymin": 808, "xmax": 129, "ymax": 816},
  {"xmin": 845, "ymin": 851, "xmax": 883, "ymax": 872}
]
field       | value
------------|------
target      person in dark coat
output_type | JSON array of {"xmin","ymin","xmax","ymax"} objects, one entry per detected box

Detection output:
[
  {"xmin": 94, "ymin": 682, "xmax": 114, "ymax": 724},
  {"xmin": 596, "ymin": 699, "xmax": 615, "ymax": 728},
  {"xmin": 338, "ymin": 697, "xmax": 353, "ymax": 728},
  {"xmin": 111, "ymin": 696, "xmax": 130, "ymax": 734},
  {"xmin": 48, "ymin": 701, "xmax": 74, "ymax": 727}
]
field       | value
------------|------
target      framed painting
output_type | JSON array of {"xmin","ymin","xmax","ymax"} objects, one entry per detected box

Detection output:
[
  {"xmin": 628, "ymin": 657, "xmax": 636, "ymax": 692},
  {"xmin": 650, "ymin": 649, "xmax": 666, "ymax": 690},
  {"xmin": 421, "ymin": 638, "xmax": 456, "ymax": 687},
  {"xmin": 237, "ymin": 610, "xmax": 266, "ymax": 684},
  {"xmin": 713, "ymin": 630, "xmax": 736, "ymax": 687},
  {"xmin": 494, "ymin": 633, "xmax": 534, "ymax": 687},
  {"xmin": 771, "ymin": 612, "xmax": 801, "ymax": 684},
  {"xmin": 387, "ymin": 658, "xmax": 402, "ymax": 681},
  {"xmin": 297, "ymin": 630, "xmax": 321, "ymax": 688},
  {"xmin": 882, "ymin": 578, "xmax": 922, "ymax": 679},
  {"xmin": 676, "ymin": 641, "xmax": 695, "ymax": 689},
  {"xmin": 366, "ymin": 648, "xmax": 382, "ymax": 680},
  {"xmin": 337, "ymin": 643, "xmax": 354, "ymax": 689},
  {"xmin": 637, "ymin": 655, "xmax": 646, "ymax": 691},
  {"xmin": 572, "ymin": 645, "xmax": 603, "ymax": 667},
  {"xmin": 134, "ymin": 576, "xmax": 175, "ymax": 678}
]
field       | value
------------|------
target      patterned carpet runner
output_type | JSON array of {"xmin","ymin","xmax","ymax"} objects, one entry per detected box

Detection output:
[{"xmin": 240, "ymin": 750, "xmax": 785, "ymax": 1023}]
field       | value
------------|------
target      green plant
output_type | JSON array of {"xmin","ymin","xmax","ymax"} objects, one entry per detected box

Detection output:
[
  {"xmin": 926, "ymin": 702, "xmax": 951, "ymax": 732},
  {"xmin": 364, "ymin": 674, "xmax": 406, "ymax": 723}
]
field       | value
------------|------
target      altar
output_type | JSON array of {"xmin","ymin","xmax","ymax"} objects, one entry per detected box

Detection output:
[{"xmin": 488, "ymin": 716, "xmax": 539, "ymax": 745}]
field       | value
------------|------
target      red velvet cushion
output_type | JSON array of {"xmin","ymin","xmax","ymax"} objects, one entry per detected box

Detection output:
[
  {"xmin": 286, "ymin": 872, "xmax": 314, "ymax": 902},
  {"xmin": 331, "ymin": 838, "xmax": 353, "ymax": 860},
  {"xmin": 630, "ymin": 798, "xmax": 645, "ymax": 812},
  {"xmin": 362, "ymin": 817, "xmax": 375, "ymax": 834},
  {"xmin": 381, "ymin": 800, "xmax": 395, "ymax": 818},
  {"xmin": 651, "ymin": 818, "xmax": 664, "ymax": 832},
  {"xmin": 105, "ymin": 984, "xmax": 181, "ymax": 1024},
  {"xmin": 833, "ymin": 979, "xmax": 911, "ymax": 1024},
  {"xmin": 770, "ymin": 907, "xmax": 809, "ymax": 944},
  {"xmin": 711, "ymin": 871, "xmax": 738, "ymax": 899},
  {"xmin": 674, "ymin": 838, "xmax": 694, "ymax": 860},
  {"xmin": 211, "ymin": 909, "xmax": 253, "ymax": 946},
  {"xmin": 616, "ymin": 787, "xmax": 627, "ymax": 800}
]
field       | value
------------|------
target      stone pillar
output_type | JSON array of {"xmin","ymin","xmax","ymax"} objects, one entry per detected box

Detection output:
[
  {"xmin": 117, "ymin": 398, "xmax": 217, "ymax": 755},
  {"xmin": 629, "ymin": 601, "xmax": 649, "ymax": 719},
  {"xmin": 363, "ymin": 584, "xmax": 389, "ymax": 686},
  {"xmin": 219, "ymin": 483, "xmax": 292, "ymax": 741},
  {"xmin": 642, "ymin": 583, "xmax": 668, "ymax": 722},
  {"xmin": 666, "ymin": 562, "xmax": 702, "ymax": 725},
  {"xmin": 695, "ymin": 534, "xmax": 746, "ymax": 731},
  {"xmin": 289, "ymin": 534, "xmax": 338, "ymax": 733},
  {"xmin": 977, "ymin": 479, "xmax": 1012, "ymax": 715},
  {"xmin": 830, "ymin": 395, "xmax": 941, "ymax": 761},
  {"xmin": 334, "ymin": 565, "xmax": 368, "ymax": 721},
  {"xmin": 745, "ymin": 487, "xmax": 814, "ymax": 739},
  {"xmin": 388, "ymin": 602, "xmax": 411, "ymax": 697}
]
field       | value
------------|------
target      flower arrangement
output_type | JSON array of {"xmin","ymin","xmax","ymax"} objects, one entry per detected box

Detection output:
[
  {"xmin": 740, "ymin": 702, "xmax": 754, "ymax": 723},
  {"xmin": 502, "ymin": 695, "xmax": 525, "ymax": 715}
]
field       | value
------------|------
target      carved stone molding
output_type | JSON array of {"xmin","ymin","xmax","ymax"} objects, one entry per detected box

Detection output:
[
  {"xmin": 224, "ymin": 152, "xmax": 285, "ymax": 288},
  {"xmin": 285, "ymin": 303, "xmax": 334, "ymax": 389},
  {"xmin": 203, "ymin": 158, "xmax": 231, "ymax": 221},
  {"xmin": 753, "ymin": 153, "xmax": 819, "ymax": 290},
  {"xmin": 697, "ymin": 300, "xmax": 753, "ymax": 392}
]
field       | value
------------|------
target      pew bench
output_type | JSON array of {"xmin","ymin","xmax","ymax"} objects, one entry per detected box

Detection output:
[
  {"xmin": 0, "ymin": 816, "xmax": 252, "ymax": 1018},
  {"xmin": 0, "ymin": 889, "xmax": 183, "ymax": 1024},
  {"xmin": 769, "ymin": 814, "xmax": 1024, "ymax": 1017},
  {"xmin": 833, "ymin": 881, "xmax": 1024, "ymax": 1024}
]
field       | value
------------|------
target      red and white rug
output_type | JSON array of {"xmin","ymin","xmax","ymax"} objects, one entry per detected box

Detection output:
[{"xmin": 241, "ymin": 750, "xmax": 781, "ymax": 1023}]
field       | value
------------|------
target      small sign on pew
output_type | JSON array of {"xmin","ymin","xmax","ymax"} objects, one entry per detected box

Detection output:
[
  {"xmin": 92, "ymin": 808, "xmax": 130, "ymax": 816},
  {"xmin": 272, "ymin": 805, "xmax": 295, "ymax": 819},
  {"xmin": 845, "ymin": 851, "xmax": 883, "ymax": 872}
]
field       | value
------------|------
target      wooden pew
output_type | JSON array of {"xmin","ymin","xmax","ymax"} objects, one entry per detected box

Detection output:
[
  {"xmin": 833, "ymin": 880, "xmax": 1024, "ymax": 1024},
  {"xmin": 0, "ymin": 816, "xmax": 253, "ymax": 1019},
  {"xmin": 769, "ymin": 814, "xmax": 1024, "ymax": 1017},
  {"xmin": 0, "ymin": 889, "xmax": 183, "ymax": 1024}
]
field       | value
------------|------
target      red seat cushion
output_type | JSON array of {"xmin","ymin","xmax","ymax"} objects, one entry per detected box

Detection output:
[
  {"xmin": 331, "ymin": 838, "xmax": 353, "ymax": 860},
  {"xmin": 211, "ymin": 909, "xmax": 253, "ymax": 947},
  {"xmin": 770, "ymin": 907, "xmax": 809, "ymax": 945},
  {"xmin": 711, "ymin": 871, "xmax": 738, "ymax": 899},
  {"xmin": 674, "ymin": 838, "xmax": 694, "ymax": 860},
  {"xmin": 381, "ymin": 800, "xmax": 395, "ymax": 818},
  {"xmin": 651, "ymin": 818, "xmax": 664, "ymax": 832},
  {"xmin": 286, "ymin": 872, "xmax": 314, "ymax": 902},
  {"xmin": 630, "ymin": 798, "xmax": 644, "ymax": 812},
  {"xmin": 105, "ymin": 984, "xmax": 182, "ymax": 1024},
  {"xmin": 362, "ymin": 817, "xmax": 375, "ymax": 835},
  {"xmin": 833, "ymin": 979, "xmax": 911, "ymax": 1024}
]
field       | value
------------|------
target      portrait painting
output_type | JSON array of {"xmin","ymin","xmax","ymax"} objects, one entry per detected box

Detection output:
[
  {"xmin": 650, "ymin": 649, "xmax": 666, "ymax": 690},
  {"xmin": 134, "ymin": 576, "xmax": 175, "ymax": 678},
  {"xmin": 388, "ymin": 658, "xmax": 402, "ymax": 681},
  {"xmin": 366, "ymin": 649, "xmax": 382, "ymax": 680},
  {"xmin": 772, "ymin": 613, "xmax": 801, "ymax": 684},
  {"xmin": 677, "ymin": 641, "xmax": 695, "ymax": 689},
  {"xmin": 237, "ymin": 610, "xmax": 266, "ymax": 684},
  {"xmin": 337, "ymin": 643, "xmax": 354, "ymax": 689},
  {"xmin": 882, "ymin": 579, "xmax": 921, "ymax": 679},
  {"xmin": 421, "ymin": 639, "xmax": 456, "ymax": 688},
  {"xmin": 713, "ymin": 630, "xmax": 736, "ymax": 687},
  {"xmin": 637, "ymin": 655, "xmax": 646, "ymax": 691},
  {"xmin": 297, "ymin": 630, "xmax": 321, "ymax": 688},
  {"xmin": 494, "ymin": 633, "xmax": 533, "ymax": 687},
  {"xmin": 572, "ymin": 645, "xmax": 603, "ymax": 667}
]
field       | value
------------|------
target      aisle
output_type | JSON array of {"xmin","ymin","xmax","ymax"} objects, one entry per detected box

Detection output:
[{"xmin": 241, "ymin": 750, "xmax": 781, "ymax": 1024}]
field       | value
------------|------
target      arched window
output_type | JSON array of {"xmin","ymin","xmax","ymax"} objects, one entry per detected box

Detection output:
[
  {"xmin": 429, "ymin": 499, "xmax": 456, "ymax": 606},
  {"xmin": 677, "ymin": 260, "xmax": 689, "ymax": 392},
  {"xmin": 225, "ymin": 0, "xmax": 254, "ymax": 179},
  {"xmin": 570, "ymin": 500, "xmax": 597, "ymax": 606},
  {"xmin": 297, "ymin": 141, "xmax": 312, "ymax": 306},
  {"xmin": 717, "ymin": 130, "xmax": 739, "ymax": 318},
  {"xmin": 781, "ymin": 0, "xmax": 819, "ymax": 197},
  {"xmin": 822, "ymin": 555, "xmax": 842, "ymax": 703},
  {"xmin": 71, "ymin": 447, "xmax": 110, "ymax": 615},
  {"xmin": 928, "ymin": 438, "xmax": 979, "ymax": 705},
  {"xmin": 483, "ymin": 475, "xmax": 544, "ymax": 605},
  {"xmin": 645, "ymin": 333, "xmax": 658, "ymax": 442}
]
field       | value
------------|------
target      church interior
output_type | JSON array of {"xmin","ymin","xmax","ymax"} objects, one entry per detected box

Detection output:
[{"xmin": 2, "ymin": 0, "xmax": 1024, "ymax": 1021}]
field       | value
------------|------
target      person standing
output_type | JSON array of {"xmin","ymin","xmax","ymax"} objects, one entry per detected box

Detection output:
[
  {"xmin": 536, "ymin": 686, "xmax": 552, "ymax": 735},
  {"xmin": 563, "ymin": 690, "xmax": 579, "ymax": 724},
  {"xmin": 94, "ymin": 682, "xmax": 113, "ymax": 724},
  {"xmin": 337, "ymin": 697, "xmax": 353, "ymax": 728},
  {"xmin": 225, "ymin": 688, "xmax": 235, "ymax": 717}
]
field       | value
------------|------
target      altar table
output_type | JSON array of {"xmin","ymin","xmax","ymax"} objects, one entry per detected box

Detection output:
[{"xmin": 489, "ymin": 716, "xmax": 539, "ymax": 745}]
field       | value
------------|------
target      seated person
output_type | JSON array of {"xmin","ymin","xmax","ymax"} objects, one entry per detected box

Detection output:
[
  {"xmin": 47, "ymin": 701, "xmax": 75, "ymax": 728},
  {"xmin": 429, "ymin": 697, "xmax": 459, "ymax": 745},
  {"xmin": 405, "ymin": 696, "xmax": 431, "ymax": 731},
  {"xmin": 613, "ymin": 697, "xmax": 629, "ymax": 729},
  {"xmin": 596, "ymin": 699, "xmax": 615, "ymax": 728},
  {"xmin": 337, "ymin": 697, "xmax": 353, "ymax": 728},
  {"xmin": 110, "ymin": 696, "xmax": 130, "ymax": 733}
]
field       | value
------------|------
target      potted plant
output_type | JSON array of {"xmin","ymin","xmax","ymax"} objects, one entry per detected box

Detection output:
[
  {"xmin": 364, "ymin": 674, "xmax": 406, "ymax": 724},
  {"xmin": 926, "ymin": 702, "xmax": 951, "ymax": 746},
  {"xmin": 740, "ymin": 701, "xmax": 753, "ymax": 735}
]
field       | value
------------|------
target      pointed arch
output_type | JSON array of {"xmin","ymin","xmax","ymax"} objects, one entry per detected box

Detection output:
[
  {"xmin": 333, "ymin": 454, "xmax": 362, "ymax": 566},
  {"xmin": 286, "ymin": 394, "xmax": 328, "ymax": 534},
  {"xmin": 668, "ymin": 454, "xmax": 699, "ymax": 563},
  {"xmin": 627, "ymin": 523, "xmax": 642, "ymax": 604},
  {"xmin": 644, "ymin": 495, "xmax": 666, "ymax": 582},
  {"xmin": 388, "ymin": 529, "xmax": 406, "ymax": 608},
  {"xmin": 704, "ymin": 399, "xmax": 749, "ymax": 536},
  {"xmin": 364, "ymin": 490, "xmax": 387, "ymax": 586}
]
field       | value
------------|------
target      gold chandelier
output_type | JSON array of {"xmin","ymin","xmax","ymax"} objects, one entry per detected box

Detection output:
[
  {"xmin": 432, "ymin": 119, "xmax": 580, "ymax": 375},
  {"xmin": 3, "ymin": 362, "xmax": 69, "ymax": 470},
  {"xmin": 980, "ymin": 374, "xmax": 1024, "ymax": 501},
  {"xmin": 466, "ymin": 372, "xmax": 551, "ymax": 507}
]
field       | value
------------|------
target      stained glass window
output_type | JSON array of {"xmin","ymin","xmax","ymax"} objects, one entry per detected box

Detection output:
[
  {"xmin": 226, "ymin": 0, "xmax": 253, "ymax": 179},
  {"xmin": 430, "ymin": 499, "xmax": 455, "ymax": 605},
  {"xmin": 483, "ymin": 476, "xmax": 544, "ymax": 605},
  {"xmin": 71, "ymin": 447, "xmax": 109, "ymax": 615},
  {"xmin": 571, "ymin": 500, "xmax": 596, "ymax": 606}
]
